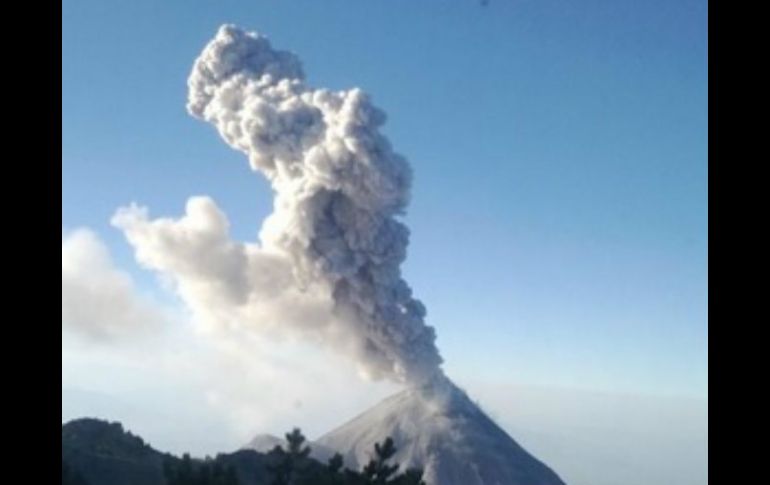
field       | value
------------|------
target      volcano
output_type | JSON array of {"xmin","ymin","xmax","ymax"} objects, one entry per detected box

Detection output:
[{"xmin": 314, "ymin": 378, "xmax": 566, "ymax": 485}]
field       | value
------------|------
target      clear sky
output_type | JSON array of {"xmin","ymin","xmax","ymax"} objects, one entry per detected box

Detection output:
[{"xmin": 62, "ymin": 1, "xmax": 707, "ymax": 483}]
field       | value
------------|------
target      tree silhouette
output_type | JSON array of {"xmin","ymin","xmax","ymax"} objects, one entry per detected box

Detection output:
[
  {"xmin": 62, "ymin": 459, "xmax": 90, "ymax": 485},
  {"xmin": 159, "ymin": 427, "xmax": 423, "ymax": 485},
  {"xmin": 223, "ymin": 465, "xmax": 239, "ymax": 485},
  {"xmin": 363, "ymin": 438, "xmax": 399, "ymax": 484},
  {"xmin": 162, "ymin": 454, "xmax": 241, "ymax": 485},
  {"xmin": 267, "ymin": 428, "xmax": 313, "ymax": 485},
  {"xmin": 285, "ymin": 428, "xmax": 311, "ymax": 459},
  {"xmin": 258, "ymin": 429, "xmax": 427, "ymax": 485},
  {"xmin": 197, "ymin": 462, "xmax": 212, "ymax": 485},
  {"xmin": 327, "ymin": 453, "xmax": 344, "ymax": 474}
]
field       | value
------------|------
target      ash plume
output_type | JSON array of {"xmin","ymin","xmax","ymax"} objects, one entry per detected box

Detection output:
[{"xmin": 114, "ymin": 25, "xmax": 444, "ymax": 386}]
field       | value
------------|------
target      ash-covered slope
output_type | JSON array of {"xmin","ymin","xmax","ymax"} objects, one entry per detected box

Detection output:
[{"xmin": 316, "ymin": 379, "xmax": 566, "ymax": 485}]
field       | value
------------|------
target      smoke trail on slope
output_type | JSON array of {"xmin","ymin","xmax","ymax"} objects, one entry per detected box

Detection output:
[{"xmin": 113, "ymin": 25, "xmax": 444, "ymax": 385}]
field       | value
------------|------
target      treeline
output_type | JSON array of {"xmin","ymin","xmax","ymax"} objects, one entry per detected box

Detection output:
[
  {"xmin": 164, "ymin": 455, "xmax": 239, "ymax": 485},
  {"xmin": 62, "ymin": 460, "xmax": 90, "ymax": 485},
  {"xmin": 163, "ymin": 428, "xmax": 425, "ymax": 485}
]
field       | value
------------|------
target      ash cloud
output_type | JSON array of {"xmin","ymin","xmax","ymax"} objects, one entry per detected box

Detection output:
[{"xmin": 114, "ymin": 25, "xmax": 444, "ymax": 385}]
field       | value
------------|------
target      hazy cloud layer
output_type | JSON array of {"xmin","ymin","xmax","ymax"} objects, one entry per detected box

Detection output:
[
  {"xmin": 114, "ymin": 25, "xmax": 444, "ymax": 385},
  {"xmin": 63, "ymin": 326, "xmax": 401, "ymax": 455}
]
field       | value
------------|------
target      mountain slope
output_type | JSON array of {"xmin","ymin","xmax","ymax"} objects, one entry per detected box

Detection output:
[
  {"xmin": 316, "ymin": 380, "xmax": 566, "ymax": 485},
  {"xmin": 65, "ymin": 380, "xmax": 567, "ymax": 485},
  {"xmin": 243, "ymin": 433, "xmax": 338, "ymax": 464}
]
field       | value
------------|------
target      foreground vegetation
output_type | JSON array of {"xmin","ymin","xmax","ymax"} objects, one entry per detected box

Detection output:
[
  {"xmin": 62, "ymin": 422, "xmax": 424, "ymax": 485},
  {"xmin": 163, "ymin": 428, "xmax": 425, "ymax": 485}
]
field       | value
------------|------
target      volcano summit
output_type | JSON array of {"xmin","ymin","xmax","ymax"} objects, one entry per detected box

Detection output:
[{"xmin": 317, "ymin": 379, "xmax": 565, "ymax": 485}]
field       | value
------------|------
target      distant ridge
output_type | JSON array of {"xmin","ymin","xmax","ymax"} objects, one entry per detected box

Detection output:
[
  {"xmin": 62, "ymin": 418, "xmax": 167, "ymax": 485},
  {"xmin": 62, "ymin": 419, "xmax": 274, "ymax": 485}
]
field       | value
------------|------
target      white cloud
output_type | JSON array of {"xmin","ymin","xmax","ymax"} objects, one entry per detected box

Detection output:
[
  {"xmin": 110, "ymin": 198, "xmax": 337, "ymax": 345},
  {"xmin": 62, "ymin": 228, "xmax": 166, "ymax": 341},
  {"xmin": 61, "ymin": 227, "xmax": 399, "ymax": 452}
]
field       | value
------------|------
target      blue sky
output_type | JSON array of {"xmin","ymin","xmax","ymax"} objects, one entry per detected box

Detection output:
[
  {"xmin": 63, "ymin": 0, "xmax": 707, "ymax": 398},
  {"xmin": 63, "ymin": 2, "xmax": 707, "ymax": 479}
]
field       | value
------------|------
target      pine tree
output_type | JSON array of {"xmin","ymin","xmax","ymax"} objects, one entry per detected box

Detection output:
[
  {"xmin": 362, "ymin": 438, "xmax": 399, "ymax": 485},
  {"xmin": 223, "ymin": 465, "xmax": 239, "ymax": 485},
  {"xmin": 285, "ymin": 428, "xmax": 311, "ymax": 461},
  {"xmin": 267, "ymin": 428, "xmax": 314, "ymax": 485},
  {"xmin": 267, "ymin": 446, "xmax": 292, "ymax": 485},
  {"xmin": 62, "ymin": 458, "xmax": 90, "ymax": 485},
  {"xmin": 198, "ymin": 462, "xmax": 212, "ymax": 485},
  {"xmin": 163, "ymin": 457, "xmax": 179, "ymax": 485},
  {"xmin": 327, "ymin": 453, "xmax": 344, "ymax": 474},
  {"xmin": 211, "ymin": 461, "xmax": 225, "ymax": 483},
  {"xmin": 178, "ymin": 453, "xmax": 195, "ymax": 484}
]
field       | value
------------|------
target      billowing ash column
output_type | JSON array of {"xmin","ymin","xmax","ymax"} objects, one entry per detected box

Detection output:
[{"xmin": 115, "ymin": 25, "xmax": 445, "ymax": 386}]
